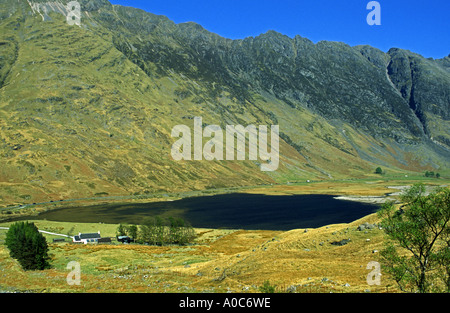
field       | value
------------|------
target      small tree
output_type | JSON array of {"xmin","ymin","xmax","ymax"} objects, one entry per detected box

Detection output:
[
  {"xmin": 127, "ymin": 225, "xmax": 138, "ymax": 240},
  {"xmin": 375, "ymin": 167, "xmax": 383, "ymax": 175},
  {"xmin": 138, "ymin": 216, "xmax": 195, "ymax": 245},
  {"xmin": 116, "ymin": 224, "xmax": 127, "ymax": 237},
  {"xmin": 116, "ymin": 224, "xmax": 138, "ymax": 241},
  {"xmin": 5, "ymin": 222, "xmax": 51, "ymax": 270},
  {"xmin": 139, "ymin": 216, "xmax": 168, "ymax": 245},
  {"xmin": 377, "ymin": 184, "xmax": 450, "ymax": 292}
]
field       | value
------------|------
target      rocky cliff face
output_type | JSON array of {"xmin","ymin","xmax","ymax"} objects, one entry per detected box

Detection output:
[
  {"xmin": 105, "ymin": 5, "xmax": 449, "ymax": 144},
  {"xmin": 0, "ymin": 0, "xmax": 448, "ymax": 205},
  {"xmin": 387, "ymin": 48, "xmax": 450, "ymax": 145}
]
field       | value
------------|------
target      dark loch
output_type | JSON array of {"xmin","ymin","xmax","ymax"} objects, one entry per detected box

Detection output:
[{"xmin": 29, "ymin": 193, "xmax": 380, "ymax": 231}]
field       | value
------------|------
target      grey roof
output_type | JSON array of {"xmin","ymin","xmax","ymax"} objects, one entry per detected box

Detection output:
[{"xmin": 78, "ymin": 233, "xmax": 101, "ymax": 239}]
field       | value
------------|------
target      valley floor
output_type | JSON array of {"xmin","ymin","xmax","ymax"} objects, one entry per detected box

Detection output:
[
  {"xmin": 0, "ymin": 214, "xmax": 393, "ymax": 293},
  {"xmin": 0, "ymin": 178, "xmax": 447, "ymax": 293}
]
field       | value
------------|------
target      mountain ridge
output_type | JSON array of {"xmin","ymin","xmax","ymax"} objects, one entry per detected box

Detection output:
[{"xmin": 0, "ymin": 0, "xmax": 448, "ymax": 206}]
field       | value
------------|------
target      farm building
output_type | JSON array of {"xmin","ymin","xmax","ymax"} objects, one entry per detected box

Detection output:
[{"xmin": 73, "ymin": 231, "xmax": 101, "ymax": 244}]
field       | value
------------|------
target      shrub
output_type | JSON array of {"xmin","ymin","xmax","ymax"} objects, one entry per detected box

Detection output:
[
  {"xmin": 5, "ymin": 222, "xmax": 51, "ymax": 270},
  {"xmin": 259, "ymin": 280, "xmax": 277, "ymax": 293}
]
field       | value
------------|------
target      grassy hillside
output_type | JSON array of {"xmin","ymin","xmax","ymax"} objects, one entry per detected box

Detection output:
[
  {"xmin": 0, "ymin": 214, "xmax": 396, "ymax": 293},
  {"xmin": 0, "ymin": 0, "xmax": 448, "ymax": 208}
]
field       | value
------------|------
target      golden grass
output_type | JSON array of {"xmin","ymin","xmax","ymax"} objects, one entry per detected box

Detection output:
[
  {"xmin": 2, "ymin": 180, "xmax": 447, "ymax": 293},
  {"xmin": 177, "ymin": 213, "xmax": 398, "ymax": 293},
  {"xmin": 242, "ymin": 180, "xmax": 402, "ymax": 196},
  {"xmin": 0, "ymin": 213, "xmax": 399, "ymax": 293}
]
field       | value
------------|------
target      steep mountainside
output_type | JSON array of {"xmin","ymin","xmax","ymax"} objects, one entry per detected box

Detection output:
[{"xmin": 0, "ymin": 0, "xmax": 448, "ymax": 206}]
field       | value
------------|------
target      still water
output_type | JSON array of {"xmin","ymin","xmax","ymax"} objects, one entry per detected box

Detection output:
[{"xmin": 29, "ymin": 193, "xmax": 380, "ymax": 231}]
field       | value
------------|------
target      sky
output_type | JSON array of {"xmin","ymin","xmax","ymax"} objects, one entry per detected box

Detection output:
[{"xmin": 109, "ymin": 0, "xmax": 450, "ymax": 59}]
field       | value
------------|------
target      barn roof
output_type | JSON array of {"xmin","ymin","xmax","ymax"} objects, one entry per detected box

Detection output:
[{"xmin": 78, "ymin": 232, "xmax": 101, "ymax": 239}]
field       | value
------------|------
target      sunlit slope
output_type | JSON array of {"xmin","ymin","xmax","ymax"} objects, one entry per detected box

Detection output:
[{"xmin": 0, "ymin": 0, "xmax": 448, "ymax": 206}]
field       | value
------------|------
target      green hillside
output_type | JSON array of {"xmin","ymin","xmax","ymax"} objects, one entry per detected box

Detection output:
[{"xmin": 0, "ymin": 0, "xmax": 448, "ymax": 207}]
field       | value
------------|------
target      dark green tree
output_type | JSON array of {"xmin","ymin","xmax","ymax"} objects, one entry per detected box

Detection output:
[
  {"xmin": 116, "ymin": 224, "xmax": 137, "ymax": 240},
  {"xmin": 5, "ymin": 222, "xmax": 51, "ymax": 270},
  {"xmin": 425, "ymin": 171, "xmax": 435, "ymax": 177},
  {"xmin": 167, "ymin": 216, "xmax": 196, "ymax": 245},
  {"xmin": 127, "ymin": 225, "xmax": 138, "ymax": 240},
  {"xmin": 375, "ymin": 167, "xmax": 383, "ymax": 174},
  {"xmin": 377, "ymin": 184, "xmax": 450, "ymax": 292},
  {"xmin": 116, "ymin": 223, "xmax": 127, "ymax": 237}
]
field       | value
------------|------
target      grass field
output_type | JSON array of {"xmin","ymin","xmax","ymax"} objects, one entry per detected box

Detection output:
[
  {"xmin": 0, "ymin": 178, "xmax": 448, "ymax": 293},
  {"xmin": 0, "ymin": 216, "xmax": 391, "ymax": 293}
]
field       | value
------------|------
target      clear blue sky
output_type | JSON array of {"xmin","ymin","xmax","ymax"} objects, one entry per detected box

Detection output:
[{"xmin": 109, "ymin": 0, "xmax": 449, "ymax": 59}]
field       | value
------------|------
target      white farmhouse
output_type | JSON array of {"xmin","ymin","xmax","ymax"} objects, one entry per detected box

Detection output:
[{"xmin": 73, "ymin": 231, "xmax": 101, "ymax": 244}]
